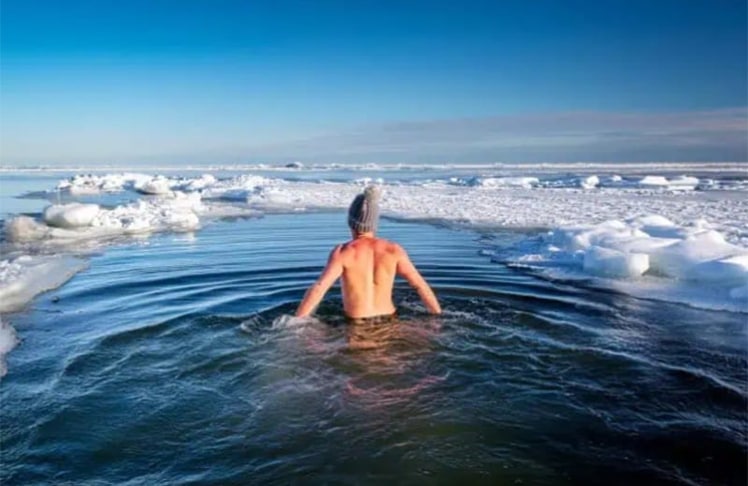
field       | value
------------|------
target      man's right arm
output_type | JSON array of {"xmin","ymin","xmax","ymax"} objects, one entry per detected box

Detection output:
[{"xmin": 395, "ymin": 245, "xmax": 442, "ymax": 314}]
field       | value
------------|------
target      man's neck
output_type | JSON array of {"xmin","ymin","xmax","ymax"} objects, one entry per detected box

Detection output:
[{"xmin": 353, "ymin": 232, "xmax": 375, "ymax": 240}]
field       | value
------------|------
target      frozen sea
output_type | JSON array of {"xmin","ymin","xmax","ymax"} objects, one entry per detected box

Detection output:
[{"xmin": 0, "ymin": 163, "xmax": 746, "ymax": 484}]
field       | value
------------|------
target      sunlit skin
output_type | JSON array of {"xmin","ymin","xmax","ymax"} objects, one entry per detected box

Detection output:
[{"xmin": 296, "ymin": 229, "xmax": 442, "ymax": 319}]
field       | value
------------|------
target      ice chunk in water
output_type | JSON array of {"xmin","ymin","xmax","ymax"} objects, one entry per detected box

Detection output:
[
  {"xmin": 638, "ymin": 176, "xmax": 670, "ymax": 187},
  {"xmin": 135, "ymin": 177, "xmax": 173, "ymax": 195},
  {"xmin": 0, "ymin": 255, "xmax": 87, "ymax": 313},
  {"xmin": 0, "ymin": 317, "xmax": 19, "ymax": 378},
  {"xmin": 579, "ymin": 175, "xmax": 600, "ymax": 189},
  {"xmin": 583, "ymin": 246, "xmax": 649, "ymax": 278},
  {"xmin": 688, "ymin": 254, "xmax": 748, "ymax": 283},
  {"xmin": 5, "ymin": 216, "xmax": 50, "ymax": 242},
  {"xmin": 649, "ymin": 231, "xmax": 739, "ymax": 279},
  {"xmin": 43, "ymin": 203, "xmax": 100, "ymax": 228}
]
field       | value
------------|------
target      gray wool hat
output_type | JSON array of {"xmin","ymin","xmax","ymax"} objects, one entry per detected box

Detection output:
[{"xmin": 348, "ymin": 186, "xmax": 380, "ymax": 233}]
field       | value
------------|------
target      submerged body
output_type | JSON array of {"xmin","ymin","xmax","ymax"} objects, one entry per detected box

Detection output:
[{"xmin": 296, "ymin": 234, "xmax": 441, "ymax": 319}]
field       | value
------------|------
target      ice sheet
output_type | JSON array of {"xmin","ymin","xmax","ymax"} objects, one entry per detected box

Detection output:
[
  {"xmin": 505, "ymin": 217, "xmax": 748, "ymax": 312},
  {"xmin": 6, "ymin": 168, "xmax": 748, "ymax": 314},
  {"xmin": 0, "ymin": 255, "xmax": 88, "ymax": 314}
]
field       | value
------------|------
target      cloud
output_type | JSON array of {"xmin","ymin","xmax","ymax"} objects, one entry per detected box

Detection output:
[{"xmin": 250, "ymin": 107, "xmax": 748, "ymax": 163}]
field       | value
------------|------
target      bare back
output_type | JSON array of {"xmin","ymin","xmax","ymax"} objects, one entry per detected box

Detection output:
[
  {"xmin": 295, "ymin": 234, "xmax": 441, "ymax": 319},
  {"xmin": 338, "ymin": 237, "xmax": 399, "ymax": 318}
]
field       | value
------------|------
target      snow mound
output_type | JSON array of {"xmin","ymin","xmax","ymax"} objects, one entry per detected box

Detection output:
[
  {"xmin": 44, "ymin": 203, "xmax": 100, "ymax": 228},
  {"xmin": 5, "ymin": 192, "xmax": 202, "ymax": 243},
  {"xmin": 512, "ymin": 216, "xmax": 748, "ymax": 311},
  {"xmin": 135, "ymin": 176, "xmax": 173, "ymax": 195},
  {"xmin": 5, "ymin": 216, "xmax": 51, "ymax": 242},
  {"xmin": 579, "ymin": 175, "xmax": 600, "ymax": 190},
  {"xmin": 583, "ymin": 246, "xmax": 649, "ymax": 278}
]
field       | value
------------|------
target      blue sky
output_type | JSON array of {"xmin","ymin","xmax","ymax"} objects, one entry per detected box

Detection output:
[{"xmin": 1, "ymin": 0, "xmax": 746, "ymax": 165}]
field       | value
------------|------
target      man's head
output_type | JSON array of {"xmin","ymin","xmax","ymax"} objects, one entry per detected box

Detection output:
[{"xmin": 348, "ymin": 186, "xmax": 380, "ymax": 236}]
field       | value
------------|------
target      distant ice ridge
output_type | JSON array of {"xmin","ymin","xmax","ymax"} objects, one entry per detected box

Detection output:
[
  {"xmin": 446, "ymin": 174, "xmax": 704, "ymax": 191},
  {"xmin": 56, "ymin": 173, "xmax": 221, "ymax": 195},
  {"xmin": 449, "ymin": 176, "xmax": 541, "ymax": 189},
  {"xmin": 54, "ymin": 170, "xmax": 744, "ymax": 197}
]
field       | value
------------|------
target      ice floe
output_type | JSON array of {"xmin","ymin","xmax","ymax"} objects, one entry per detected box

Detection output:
[
  {"xmin": 506, "ymin": 216, "xmax": 748, "ymax": 312},
  {"xmin": 0, "ymin": 255, "xmax": 89, "ymax": 379},
  {"xmin": 7, "ymin": 192, "xmax": 203, "ymax": 244},
  {"xmin": 0, "ymin": 255, "xmax": 88, "ymax": 314},
  {"xmin": 0, "ymin": 317, "xmax": 18, "ymax": 378},
  {"xmin": 579, "ymin": 175, "xmax": 600, "ymax": 189},
  {"xmin": 44, "ymin": 203, "xmax": 100, "ymax": 228}
]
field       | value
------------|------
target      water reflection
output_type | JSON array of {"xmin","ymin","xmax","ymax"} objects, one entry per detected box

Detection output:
[{"xmin": 335, "ymin": 315, "xmax": 445, "ymax": 406}]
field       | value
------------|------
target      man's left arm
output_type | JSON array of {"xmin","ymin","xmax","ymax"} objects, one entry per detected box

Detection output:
[{"xmin": 295, "ymin": 245, "xmax": 344, "ymax": 317}]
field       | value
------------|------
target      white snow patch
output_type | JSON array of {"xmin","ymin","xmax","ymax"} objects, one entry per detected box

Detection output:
[
  {"xmin": 135, "ymin": 176, "xmax": 173, "ymax": 195},
  {"xmin": 450, "ymin": 176, "xmax": 540, "ymax": 189},
  {"xmin": 579, "ymin": 175, "xmax": 600, "ymax": 189},
  {"xmin": 0, "ymin": 255, "xmax": 87, "ymax": 313},
  {"xmin": 44, "ymin": 203, "xmax": 100, "ymax": 228},
  {"xmin": 5, "ymin": 192, "xmax": 203, "ymax": 244},
  {"xmin": 509, "ymin": 217, "xmax": 748, "ymax": 311},
  {"xmin": 636, "ymin": 175, "xmax": 699, "ymax": 191},
  {"xmin": 0, "ymin": 317, "xmax": 18, "ymax": 379},
  {"xmin": 583, "ymin": 246, "xmax": 649, "ymax": 278},
  {"xmin": 638, "ymin": 175, "xmax": 670, "ymax": 187}
]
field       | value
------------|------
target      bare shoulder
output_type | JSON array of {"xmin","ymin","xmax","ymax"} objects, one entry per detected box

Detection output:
[
  {"xmin": 330, "ymin": 243, "xmax": 346, "ymax": 259},
  {"xmin": 376, "ymin": 238, "xmax": 405, "ymax": 256}
]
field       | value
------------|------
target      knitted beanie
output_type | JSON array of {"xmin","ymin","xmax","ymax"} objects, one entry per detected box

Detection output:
[{"xmin": 347, "ymin": 186, "xmax": 380, "ymax": 233}]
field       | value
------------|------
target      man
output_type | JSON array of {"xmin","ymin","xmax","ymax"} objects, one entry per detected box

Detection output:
[{"xmin": 296, "ymin": 186, "xmax": 442, "ymax": 321}]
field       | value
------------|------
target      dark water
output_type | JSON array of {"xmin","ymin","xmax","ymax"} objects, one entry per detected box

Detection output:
[{"xmin": 1, "ymin": 213, "xmax": 746, "ymax": 485}]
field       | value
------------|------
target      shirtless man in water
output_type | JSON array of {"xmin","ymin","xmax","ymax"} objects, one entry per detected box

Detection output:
[{"xmin": 296, "ymin": 187, "xmax": 441, "ymax": 320}]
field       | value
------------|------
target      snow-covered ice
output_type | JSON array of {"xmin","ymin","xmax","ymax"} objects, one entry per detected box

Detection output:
[
  {"xmin": 7, "ymin": 192, "xmax": 204, "ymax": 244},
  {"xmin": 4, "ymin": 167, "xmax": 748, "ymax": 315},
  {"xmin": 0, "ymin": 255, "xmax": 88, "ymax": 314},
  {"xmin": 44, "ymin": 203, "xmax": 100, "ymax": 228},
  {"xmin": 508, "ymin": 216, "xmax": 748, "ymax": 312},
  {"xmin": 0, "ymin": 317, "xmax": 18, "ymax": 378}
]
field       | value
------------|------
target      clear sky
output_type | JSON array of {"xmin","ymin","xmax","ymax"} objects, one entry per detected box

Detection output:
[{"xmin": 1, "ymin": 0, "xmax": 746, "ymax": 165}]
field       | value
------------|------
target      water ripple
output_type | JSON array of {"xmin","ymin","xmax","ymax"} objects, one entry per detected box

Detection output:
[{"xmin": 2, "ymin": 214, "xmax": 746, "ymax": 485}]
